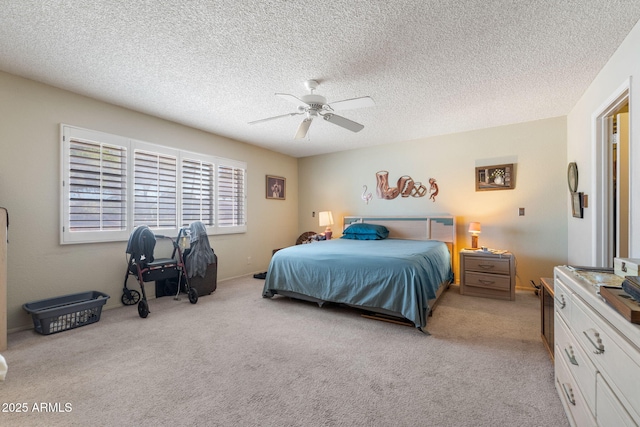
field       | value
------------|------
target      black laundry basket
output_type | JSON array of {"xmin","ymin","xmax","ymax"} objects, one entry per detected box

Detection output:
[{"xmin": 23, "ymin": 291, "xmax": 110, "ymax": 335}]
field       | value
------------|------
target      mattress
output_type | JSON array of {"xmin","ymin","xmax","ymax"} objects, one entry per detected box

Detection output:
[{"xmin": 262, "ymin": 238, "xmax": 453, "ymax": 328}]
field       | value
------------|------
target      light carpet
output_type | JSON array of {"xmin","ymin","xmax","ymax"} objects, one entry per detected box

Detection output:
[{"xmin": 1, "ymin": 276, "xmax": 568, "ymax": 426}]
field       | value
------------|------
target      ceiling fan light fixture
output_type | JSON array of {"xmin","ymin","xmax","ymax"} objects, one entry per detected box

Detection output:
[{"xmin": 249, "ymin": 80, "xmax": 374, "ymax": 139}]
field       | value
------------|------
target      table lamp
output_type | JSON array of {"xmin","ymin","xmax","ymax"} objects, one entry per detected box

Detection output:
[
  {"xmin": 468, "ymin": 222, "xmax": 481, "ymax": 249},
  {"xmin": 319, "ymin": 211, "xmax": 334, "ymax": 240}
]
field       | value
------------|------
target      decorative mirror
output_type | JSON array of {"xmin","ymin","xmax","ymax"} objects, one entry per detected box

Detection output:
[{"xmin": 567, "ymin": 162, "xmax": 578, "ymax": 193}]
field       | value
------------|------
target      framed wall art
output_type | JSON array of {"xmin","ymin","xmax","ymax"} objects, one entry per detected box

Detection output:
[
  {"xmin": 266, "ymin": 175, "xmax": 286, "ymax": 200},
  {"xmin": 572, "ymin": 192, "xmax": 584, "ymax": 218},
  {"xmin": 475, "ymin": 163, "xmax": 514, "ymax": 191}
]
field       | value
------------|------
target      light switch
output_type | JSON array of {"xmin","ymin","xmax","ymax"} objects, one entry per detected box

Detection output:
[{"xmin": 518, "ymin": 208, "xmax": 525, "ymax": 216}]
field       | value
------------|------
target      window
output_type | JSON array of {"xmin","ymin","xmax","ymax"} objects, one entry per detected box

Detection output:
[
  {"xmin": 134, "ymin": 149, "xmax": 178, "ymax": 228},
  {"xmin": 61, "ymin": 125, "xmax": 246, "ymax": 244},
  {"xmin": 181, "ymin": 158, "xmax": 214, "ymax": 227},
  {"xmin": 217, "ymin": 163, "xmax": 246, "ymax": 228}
]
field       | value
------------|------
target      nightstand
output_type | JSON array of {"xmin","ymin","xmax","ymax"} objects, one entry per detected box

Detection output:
[{"xmin": 459, "ymin": 249, "xmax": 515, "ymax": 300}]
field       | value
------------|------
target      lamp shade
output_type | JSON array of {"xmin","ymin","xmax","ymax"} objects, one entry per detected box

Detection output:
[
  {"xmin": 468, "ymin": 222, "xmax": 481, "ymax": 234},
  {"xmin": 318, "ymin": 211, "xmax": 334, "ymax": 227}
]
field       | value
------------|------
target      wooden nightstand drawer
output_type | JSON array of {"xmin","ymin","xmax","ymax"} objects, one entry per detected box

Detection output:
[
  {"xmin": 465, "ymin": 271, "xmax": 511, "ymax": 291},
  {"xmin": 464, "ymin": 256, "xmax": 510, "ymax": 275}
]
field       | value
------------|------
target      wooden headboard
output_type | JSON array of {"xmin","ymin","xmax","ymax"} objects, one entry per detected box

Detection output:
[{"xmin": 343, "ymin": 215, "xmax": 456, "ymax": 244}]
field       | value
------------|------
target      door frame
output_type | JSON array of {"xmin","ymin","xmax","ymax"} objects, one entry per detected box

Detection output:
[{"xmin": 592, "ymin": 79, "xmax": 630, "ymax": 267}]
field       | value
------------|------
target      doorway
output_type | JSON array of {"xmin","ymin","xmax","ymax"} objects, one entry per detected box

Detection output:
[{"xmin": 595, "ymin": 85, "xmax": 630, "ymax": 267}]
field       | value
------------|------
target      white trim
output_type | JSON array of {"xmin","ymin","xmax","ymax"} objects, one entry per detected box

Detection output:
[
  {"xmin": 591, "ymin": 78, "xmax": 631, "ymax": 266},
  {"xmin": 60, "ymin": 124, "xmax": 247, "ymax": 244}
]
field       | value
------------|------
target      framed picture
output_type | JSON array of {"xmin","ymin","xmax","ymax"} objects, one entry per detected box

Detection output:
[
  {"xmin": 475, "ymin": 163, "xmax": 514, "ymax": 191},
  {"xmin": 266, "ymin": 175, "xmax": 286, "ymax": 200},
  {"xmin": 571, "ymin": 192, "xmax": 583, "ymax": 218}
]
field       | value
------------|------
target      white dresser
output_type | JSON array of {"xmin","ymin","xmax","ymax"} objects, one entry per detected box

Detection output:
[{"xmin": 554, "ymin": 266, "xmax": 640, "ymax": 426}]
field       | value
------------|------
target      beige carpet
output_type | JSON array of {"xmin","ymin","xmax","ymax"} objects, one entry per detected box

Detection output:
[{"xmin": 1, "ymin": 277, "xmax": 568, "ymax": 427}]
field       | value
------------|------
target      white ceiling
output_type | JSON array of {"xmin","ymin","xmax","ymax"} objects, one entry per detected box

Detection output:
[{"xmin": 1, "ymin": 1, "xmax": 640, "ymax": 158}]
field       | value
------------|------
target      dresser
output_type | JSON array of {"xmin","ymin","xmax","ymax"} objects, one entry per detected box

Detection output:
[
  {"xmin": 459, "ymin": 250, "xmax": 515, "ymax": 300},
  {"xmin": 554, "ymin": 266, "xmax": 640, "ymax": 426}
]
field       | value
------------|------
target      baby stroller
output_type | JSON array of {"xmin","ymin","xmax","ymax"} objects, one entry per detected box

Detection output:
[{"xmin": 122, "ymin": 226, "xmax": 198, "ymax": 318}]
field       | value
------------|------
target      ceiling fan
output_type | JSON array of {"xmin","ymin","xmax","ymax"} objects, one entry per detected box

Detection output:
[{"xmin": 248, "ymin": 80, "xmax": 375, "ymax": 140}]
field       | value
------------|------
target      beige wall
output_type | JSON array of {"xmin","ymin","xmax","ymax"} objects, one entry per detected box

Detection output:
[
  {"xmin": 298, "ymin": 117, "xmax": 568, "ymax": 287},
  {"xmin": 0, "ymin": 71, "xmax": 298, "ymax": 331},
  {"xmin": 1, "ymin": 53, "xmax": 591, "ymax": 332},
  {"xmin": 567, "ymin": 18, "xmax": 640, "ymax": 264}
]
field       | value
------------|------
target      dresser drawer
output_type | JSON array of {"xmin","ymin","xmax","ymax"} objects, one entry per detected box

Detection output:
[
  {"xmin": 555, "ymin": 346, "xmax": 597, "ymax": 427},
  {"xmin": 596, "ymin": 373, "xmax": 637, "ymax": 427},
  {"xmin": 554, "ymin": 277, "xmax": 573, "ymax": 325},
  {"xmin": 555, "ymin": 314, "xmax": 596, "ymax": 414},
  {"xmin": 464, "ymin": 271, "xmax": 511, "ymax": 291},
  {"xmin": 464, "ymin": 256, "xmax": 510, "ymax": 274},
  {"xmin": 572, "ymin": 297, "xmax": 640, "ymax": 420}
]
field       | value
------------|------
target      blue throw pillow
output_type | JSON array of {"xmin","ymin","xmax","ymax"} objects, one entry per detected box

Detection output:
[
  {"xmin": 341, "ymin": 233, "xmax": 382, "ymax": 240},
  {"xmin": 341, "ymin": 223, "xmax": 389, "ymax": 240}
]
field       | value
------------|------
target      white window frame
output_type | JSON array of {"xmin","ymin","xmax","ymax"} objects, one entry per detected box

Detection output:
[{"xmin": 61, "ymin": 125, "xmax": 247, "ymax": 244}]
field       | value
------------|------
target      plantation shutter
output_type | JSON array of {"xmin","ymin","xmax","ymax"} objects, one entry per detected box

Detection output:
[
  {"xmin": 134, "ymin": 150, "xmax": 177, "ymax": 228},
  {"xmin": 62, "ymin": 125, "xmax": 247, "ymax": 243},
  {"xmin": 181, "ymin": 158, "xmax": 215, "ymax": 227},
  {"xmin": 68, "ymin": 139, "xmax": 127, "ymax": 232},
  {"xmin": 217, "ymin": 164, "xmax": 246, "ymax": 228}
]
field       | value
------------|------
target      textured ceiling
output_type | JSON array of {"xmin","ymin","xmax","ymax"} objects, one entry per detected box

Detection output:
[{"xmin": 1, "ymin": 1, "xmax": 640, "ymax": 158}]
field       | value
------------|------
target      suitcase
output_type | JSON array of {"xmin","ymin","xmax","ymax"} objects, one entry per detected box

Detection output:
[{"xmin": 188, "ymin": 252, "xmax": 217, "ymax": 296}]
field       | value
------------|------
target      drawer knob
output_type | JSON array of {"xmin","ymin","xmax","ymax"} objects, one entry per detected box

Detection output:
[
  {"xmin": 562, "ymin": 383, "xmax": 576, "ymax": 406},
  {"xmin": 564, "ymin": 346, "xmax": 578, "ymax": 366},
  {"xmin": 583, "ymin": 330, "xmax": 605, "ymax": 354},
  {"xmin": 478, "ymin": 264, "xmax": 495, "ymax": 270}
]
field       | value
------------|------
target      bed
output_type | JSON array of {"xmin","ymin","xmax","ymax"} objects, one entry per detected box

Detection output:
[{"xmin": 262, "ymin": 216, "xmax": 456, "ymax": 332}]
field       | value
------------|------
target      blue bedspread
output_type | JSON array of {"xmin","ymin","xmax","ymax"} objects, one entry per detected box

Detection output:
[{"xmin": 262, "ymin": 239, "xmax": 453, "ymax": 328}]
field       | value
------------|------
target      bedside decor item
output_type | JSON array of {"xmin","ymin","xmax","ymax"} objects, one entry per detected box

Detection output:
[
  {"xmin": 468, "ymin": 222, "xmax": 481, "ymax": 249},
  {"xmin": 266, "ymin": 175, "xmax": 285, "ymax": 200},
  {"xmin": 318, "ymin": 211, "xmax": 334, "ymax": 239},
  {"xmin": 475, "ymin": 163, "xmax": 514, "ymax": 191}
]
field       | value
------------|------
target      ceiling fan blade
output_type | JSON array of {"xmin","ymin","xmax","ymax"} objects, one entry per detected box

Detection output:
[
  {"xmin": 295, "ymin": 118, "xmax": 313, "ymax": 139},
  {"xmin": 323, "ymin": 113, "xmax": 364, "ymax": 133},
  {"xmin": 276, "ymin": 93, "xmax": 309, "ymax": 108},
  {"xmin": 327, "ymin": 96, "xmax": 375, "ymax": 111},
  {"xmin": 248, "ymin": 112, "xmax": 301, "ymax": 125}
]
